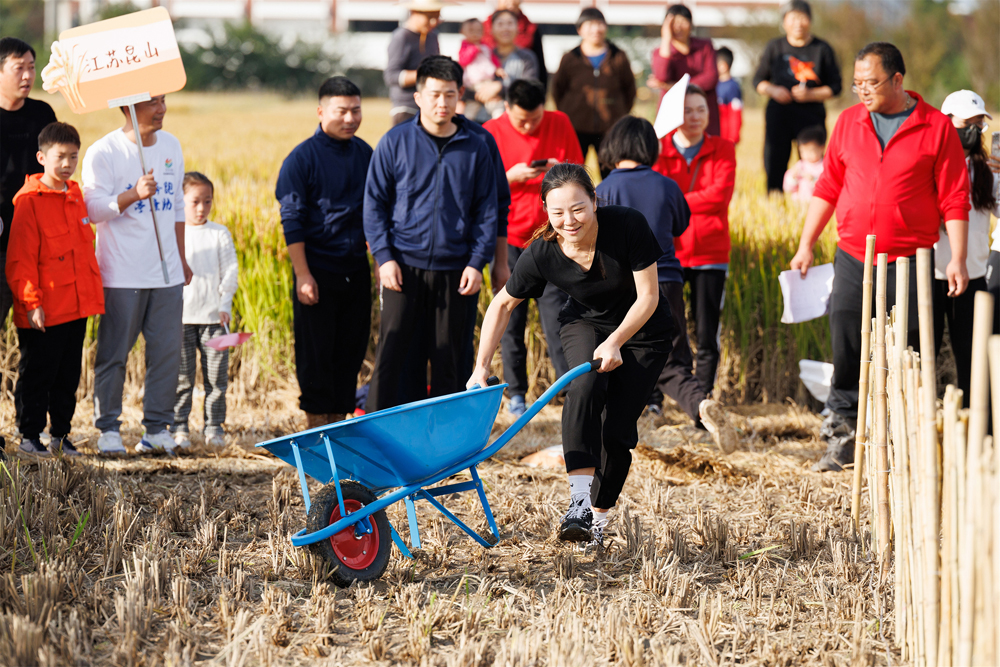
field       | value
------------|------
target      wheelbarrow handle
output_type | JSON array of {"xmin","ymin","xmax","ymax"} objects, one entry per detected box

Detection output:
[{"xmin": 476, "ymin": 361, "xmax": 601, "ymax": 460}]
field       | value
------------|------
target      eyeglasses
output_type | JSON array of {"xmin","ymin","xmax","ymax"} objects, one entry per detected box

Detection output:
[{"xmin": 851, "ymin": 76, "xmax": 892, "ymax": 95}]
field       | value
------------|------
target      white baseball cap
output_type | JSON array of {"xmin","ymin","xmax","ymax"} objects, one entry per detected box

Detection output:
[{"xmin": 941, "ymin": 90, "xmax": 992, "ymax": 120}]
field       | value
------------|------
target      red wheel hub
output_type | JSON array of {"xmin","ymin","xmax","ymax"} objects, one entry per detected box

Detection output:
[{"xmin": 329, "ymin": 499, "xmax": 379, "ymax": 569}]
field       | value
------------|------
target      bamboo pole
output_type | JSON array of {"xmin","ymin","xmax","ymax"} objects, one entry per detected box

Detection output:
[
  {"xmin": 896, "ymin": 257, "xmax": 910, "ymax": 356},
  {"xmin": 990, "ymin": 336, "xmax": 1000, "ymax": 666},
  {"xmin": 915, "ymin": 248, "xmax": 939, "ymax": 666},
  {"xmin": 939, "ymin": 384, "xmax": 959, "ymax": 667},
  {"xmin": 874, "ymin": 253, "xmax": 891, "ymax": 568},
  {"xmin": 852, "ymin": 235, "xmax": 877, "ymax": 536}
]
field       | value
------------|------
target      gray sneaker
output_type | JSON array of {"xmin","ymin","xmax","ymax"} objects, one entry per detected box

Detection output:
[
  {"xmin": 812, "ymin": 412, "xmax": 856, "ymax": 472},
  {"xmin": 50, "ymin": 436, "xmax": 82, "ymax": 457},
  {"xmin": 19, "ymin": 439, "xmax": 51, "ymax": 457}
]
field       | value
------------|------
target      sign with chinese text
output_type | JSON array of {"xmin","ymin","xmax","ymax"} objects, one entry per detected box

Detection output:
[{"xmin": 41, "ymin": 7, "xmax": 186, "ymax": 114}]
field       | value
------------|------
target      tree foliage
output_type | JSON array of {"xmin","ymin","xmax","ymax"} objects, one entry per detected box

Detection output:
[{"xmin": 180, "ymin": 22, "xmax": 340, "ymax": 94}]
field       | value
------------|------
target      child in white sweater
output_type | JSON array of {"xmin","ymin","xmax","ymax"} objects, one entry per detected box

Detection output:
[{"xmin": 173, "ymin": 172, "xmax": 239, "ymax": 448}]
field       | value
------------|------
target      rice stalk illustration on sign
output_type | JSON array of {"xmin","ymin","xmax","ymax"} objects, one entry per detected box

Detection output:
[{"xmin": 41, "ymin": 6, "xmax": 186, "ymax": 114}]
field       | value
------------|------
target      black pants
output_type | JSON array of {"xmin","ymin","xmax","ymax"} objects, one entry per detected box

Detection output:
[
  {"xmin": 560, "ymin": 320, "xmax": 669, "ymax": 509},
  {"xmin": 684, "ymin": 268, "xmax": 727, "ymax": 396},
  {"xmin": 827, "ymin": 248, "xmax": 921, "ymax": 421},
  {"xmin": 934, "ymin": 276, "xmax": 988, "ymax": 409},
  {"xmin": 293, "ymin": 266, "xmax": 371, "ymax": 415},
  {"xmin": 763, "ymin": 101, "xmax": 826, "ymax": 192},
  {"xmin": 575, "ymin": 131, "xmax": 610, "ymax": 178},
  {"xmin": 649, "ymin": 280, "xmax": 706, "ymax": 420},
  {"xmin": 500, "ymin": 243, "xmax": 570, "ymax": 397},
  {"xmin": 369, "ymin": 265, "xmax": 476, "ymax": 411},
  {"xmin": 15, "ymin": 318, "xmax": 87, "ymax": 441}
]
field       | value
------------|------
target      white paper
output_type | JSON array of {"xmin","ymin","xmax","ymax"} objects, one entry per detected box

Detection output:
[
  {"xmin": 653, "ymin": 73, "xmax": 690, "ymax": 139},
  {"xmin": 798, "ymin": 360, "xmax": 834, "ymax": 403},
  {"xmin": 779, "ymin": 263, "xmax": 835, "ymax": 324}
]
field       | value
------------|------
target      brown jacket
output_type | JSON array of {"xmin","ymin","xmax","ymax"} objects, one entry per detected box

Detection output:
[{"xmin": 552, "ymin": 42, "xmax": 636, "ymax": 135}]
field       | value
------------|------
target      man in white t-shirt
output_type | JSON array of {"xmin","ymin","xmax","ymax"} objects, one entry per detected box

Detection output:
[{"xmin": 82, "ymin": 95, "xmax": 192, "ymax": 455}]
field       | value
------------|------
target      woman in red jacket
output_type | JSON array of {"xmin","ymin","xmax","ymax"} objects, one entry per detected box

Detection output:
[{"xmin": 654, "ymin": 84, "xmax": 736, "ymax": 397}]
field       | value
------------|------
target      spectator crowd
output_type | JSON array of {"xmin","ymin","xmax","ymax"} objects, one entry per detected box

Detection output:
[{"xmin": 0, "ymin": 0, "xmax": 996, "ymax": 499}]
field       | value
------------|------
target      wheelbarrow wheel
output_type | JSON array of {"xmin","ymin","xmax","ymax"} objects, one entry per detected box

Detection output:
[{"xmin": 306, "ymin": 481, "xmax": 391, "ymax": 587}]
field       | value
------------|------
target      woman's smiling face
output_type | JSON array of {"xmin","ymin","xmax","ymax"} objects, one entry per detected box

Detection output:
[{"xmin": 543, "ymin": 183, "xmax": 597, "ymax": 243}]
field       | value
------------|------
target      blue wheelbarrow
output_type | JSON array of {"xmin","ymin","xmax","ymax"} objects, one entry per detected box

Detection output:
[{"xmin": 256, "ymin": 360, "xmax": 599, "ymax": 586}]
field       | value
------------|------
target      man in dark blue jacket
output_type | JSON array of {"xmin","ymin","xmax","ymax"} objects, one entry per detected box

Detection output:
[
  {"xmin": 276, "ymin": 76, "xmax": 373, "ymax": 428},
  {"xmin": 365, "ymin": 57, "xmax": 499, "ymax": 410}
]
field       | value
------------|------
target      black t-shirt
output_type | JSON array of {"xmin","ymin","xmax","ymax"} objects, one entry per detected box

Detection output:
[
  {"xmin": 0, "ymin": 97, "xmax": 58, "ymax": 250},
  {"xmin": 752, "ymin": 36, "xmax": 842, "ymax": 113},
  {"xmin": 505, "ymin": 205, "xmax": 673, "ymax": 342}
]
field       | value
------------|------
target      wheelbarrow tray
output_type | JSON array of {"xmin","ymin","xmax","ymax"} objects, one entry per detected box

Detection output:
[{"xmin": 258, "ymin": 384, "xmax": 505, "ymax": 493}]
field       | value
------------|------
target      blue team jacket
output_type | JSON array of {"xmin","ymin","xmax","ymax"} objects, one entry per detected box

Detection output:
[
  {"xmin": 275, "ymin": 126, "xmax": 373, "ymax": 274},
  {"xmin": 596, "ymin": 165, "xmax": 690, "ymax": 283},
  {"xmin": 364, "ymin": 115, "xmax": 498, "ymax": 271}
]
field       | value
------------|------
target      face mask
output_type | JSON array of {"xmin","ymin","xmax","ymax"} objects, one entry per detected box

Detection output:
[{"xmin": 958, "ymin": 123, "xmax": 983, "ymax": 151}]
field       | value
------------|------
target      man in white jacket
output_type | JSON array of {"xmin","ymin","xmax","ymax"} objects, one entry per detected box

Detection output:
[{"xmin": 82, "ymin": 95, "xmax": 192, "ymax": 455}]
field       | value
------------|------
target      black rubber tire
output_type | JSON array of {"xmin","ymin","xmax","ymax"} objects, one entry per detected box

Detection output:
[{"xmin": 306, "ymin": 480, "xmax": 391, "ymax": 587}]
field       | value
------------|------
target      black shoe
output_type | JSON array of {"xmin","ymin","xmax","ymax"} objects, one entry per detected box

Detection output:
[
  {"xmin": 50, "ymin": 436, "xmax": 82, "ymax": 457},
  {"xmin": 558, "ymin": 493, "xmax": 593, "ymax": 542},
  {"xmin": 0, "ymin": 436, "xmax": 6, "ymax": 461}
]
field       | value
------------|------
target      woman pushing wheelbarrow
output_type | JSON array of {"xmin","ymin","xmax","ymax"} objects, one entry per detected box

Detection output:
[{"xmin": 467, "ymin": 163, "xmax": 739, "ymax": 548}]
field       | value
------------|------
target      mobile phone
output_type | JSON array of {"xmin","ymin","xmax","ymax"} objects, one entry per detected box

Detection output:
[{"xmin": 529, "ymin": 159, "xmax": 549, "ymax": 168}]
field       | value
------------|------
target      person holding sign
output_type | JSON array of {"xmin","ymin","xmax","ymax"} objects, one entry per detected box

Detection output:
[{"xmin": 82, "ymin": 94, "xmax": 192, "ymax": 455}]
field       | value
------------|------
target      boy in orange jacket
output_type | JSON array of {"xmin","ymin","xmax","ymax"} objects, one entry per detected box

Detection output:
[{"xmin": 6, "ymin": 122, "xmax": 104, "ymax": 457}]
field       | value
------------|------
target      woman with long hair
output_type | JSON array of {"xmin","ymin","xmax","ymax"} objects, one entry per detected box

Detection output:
[
  {"xmin": 467, "ymin": 164, "xmax": 736, "ymax": 548},
  {"xmin": 935, "ymin": 90, "xmax": 1000, "ymax": 404}
]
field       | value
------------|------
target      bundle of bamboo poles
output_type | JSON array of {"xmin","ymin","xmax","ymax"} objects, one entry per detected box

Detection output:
[{"xmin": 850, "ymin": 245, "xmax": 1000, "ymax": 666}]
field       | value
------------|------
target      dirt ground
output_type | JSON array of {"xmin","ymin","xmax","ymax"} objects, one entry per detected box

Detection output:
[{"xmin": 0, "ymin": 391, "xmax": 902, "ymax": 667}]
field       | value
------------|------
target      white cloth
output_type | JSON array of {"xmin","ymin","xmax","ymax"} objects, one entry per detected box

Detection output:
[
  {"xmin": 935, "ymin": 159, "xmax": 999, "ymax": 280},
  {"xmin": 82, "ymin": 129, "xmax": 186, "ymax": 288},
  {"xmin": 182, "ymin": 221, "xmax": 238, "ymax": 325}
]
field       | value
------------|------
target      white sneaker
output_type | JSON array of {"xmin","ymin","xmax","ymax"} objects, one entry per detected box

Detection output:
[
  {"xmin": 136, "ymin": 430, "xmax": 176, "ymax": 454},
  {"xmin": 97, "ymin": 431, "xmax": 126, "ymax": 455},
  {"xmin": 699, "ymin": 399, "xmax": 739, "ymax": 454},
  {"xmin": 206, "ymin": 433, "xmax": 226, "ymax": 448},
  {"xmin": 173, "ymin": 433, "xmax": 192, "ymax": 450}
]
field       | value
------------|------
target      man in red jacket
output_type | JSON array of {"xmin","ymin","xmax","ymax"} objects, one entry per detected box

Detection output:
[
  {"xmin": 484, "ymin": 78, "xmax": 583, "ymax": 416},
  {"xmin": 790, "ymin": 42, "xmax": 970, "ymax": 472}
]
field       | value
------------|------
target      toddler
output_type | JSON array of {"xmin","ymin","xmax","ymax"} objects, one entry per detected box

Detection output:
[
  {"xmin": 715, "ymin": 47, "xmax": 743, "ymax": 145},
  {"xmin": 173, "ymin": 172, "xmax": 238, "ymax": 449},
  {"xmin": 783, "ymin": 125, "xmax": 826, "ymax": 204},
  {"xmin": 458, "ymin": 18, "xmax": 505, "ymax": 121},
  {"xmin": 6, "ymin": 122, "xmax": 104, "ymax": 457}
]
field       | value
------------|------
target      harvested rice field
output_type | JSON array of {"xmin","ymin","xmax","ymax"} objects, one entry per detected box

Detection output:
[{"xmin": 0, "ymin": 395, "xmax": 897, "ymax": 666}]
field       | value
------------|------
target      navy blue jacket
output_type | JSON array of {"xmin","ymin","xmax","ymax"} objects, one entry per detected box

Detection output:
[
  {"xmin": 459, "ymin": 114, "xmax": 509, "ymax": 238},
  {"xmin": 364, "ymin": 115, "xmax": 498, "ymax": 271},
  {"xmin": 596, "ymin": 165, "xmax": 690, "ymax": 283},
  {"xmin": 275, "ymin": 126, "xmax": 372, "ymax": 274}
]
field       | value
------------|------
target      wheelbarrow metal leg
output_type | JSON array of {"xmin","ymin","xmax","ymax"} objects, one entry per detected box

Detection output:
[
  {"xmin": 321, "ymin": 434, "xmax": 348, "ymax": 523},
  {"xmin": 470, "ymin": 465, "xmax": 499, "ymax": 542},
  {"xmin": 416, "ymin": 488, "xmax": 497, "ymax": 548},
  {"xmin": 405, "ymin": 495, "xmax": 421, "ymax": 549},
  {"xmin": 390, "ymin": 524, "xmax": 413, "ymax": 559},
  {"xmin": 290, "ymin": 440, "xmax": 311, "ymax": 513}
]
